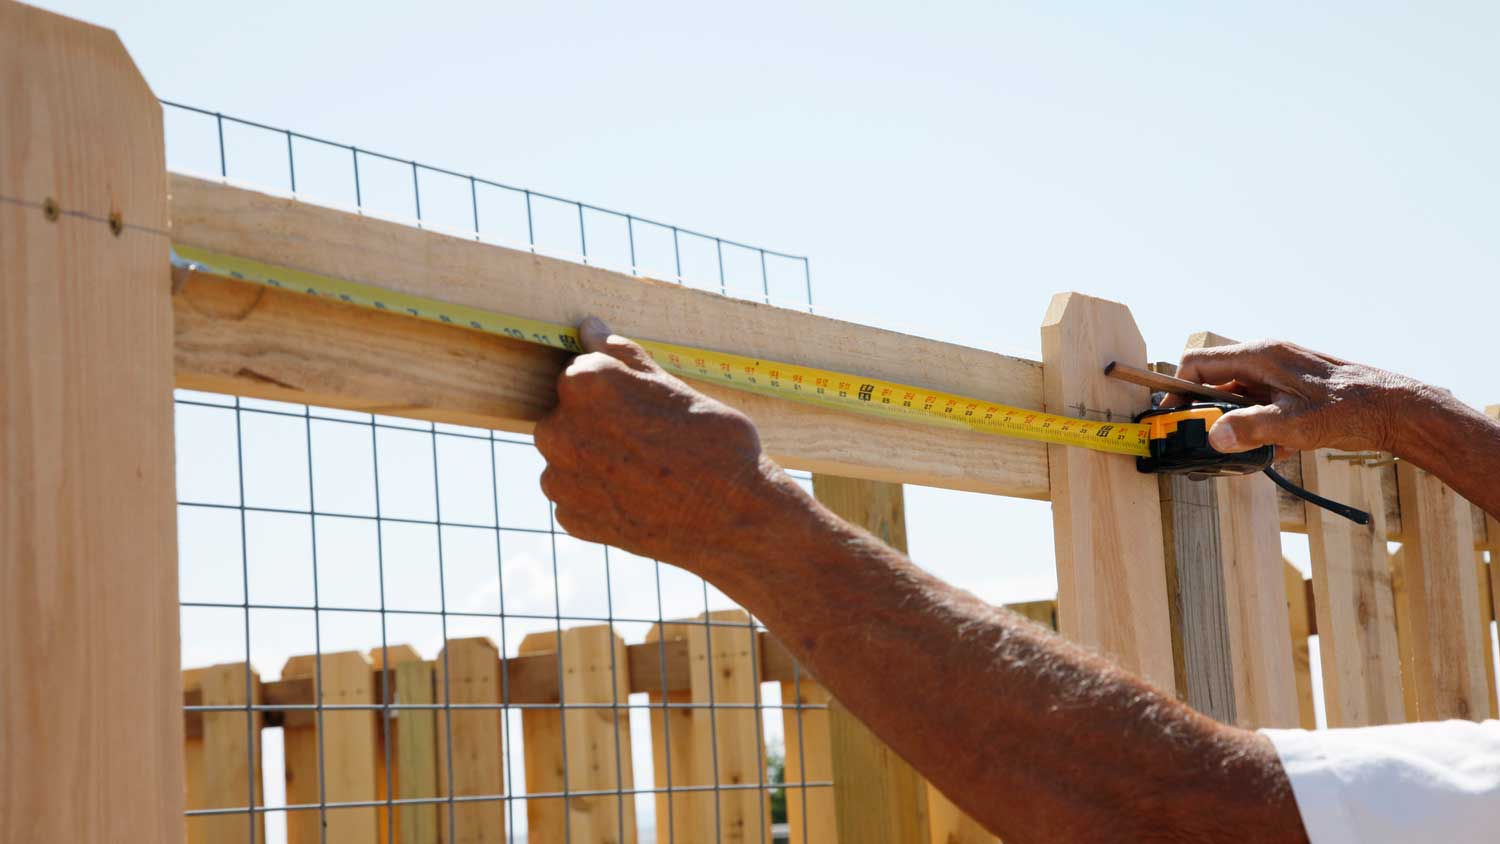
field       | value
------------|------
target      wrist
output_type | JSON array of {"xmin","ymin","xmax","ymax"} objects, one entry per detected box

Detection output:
[
  {"xmin": 1385, "ymin": 377, "xmax": 1464, "ymax": 462},
  {"xmin": 687, "ymin": 455, "xmax": 820, "ymax": 585}
]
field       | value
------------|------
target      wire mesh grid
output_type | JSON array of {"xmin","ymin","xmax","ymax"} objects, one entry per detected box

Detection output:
[{"xmin": 168, "ymin": 103, "xmax": 829, "ymax": 844}]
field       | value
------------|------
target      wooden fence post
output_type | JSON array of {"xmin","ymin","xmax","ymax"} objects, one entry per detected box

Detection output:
[
  {"xmin": 437, "ymin": 637, "xmax": 506, "ymax": 844},
  {"xmin": 1179, "ymin": 334, "xmax": 1299, "ymax": 728},
  {"xmin": 1040, "ymin": 294, "xmax": 1177, "ymax": 691},
  {"xmin": 1300, "ymin": 451, "xmax": 1405, "ymax": 725},
  {"xmin": 369, "ymin": 645, "xmax": 440, "ymax": 844},
  {"xmin": 812, "ymin": 475, "xmax": 932, "ymax": 844},
  {"xmin": 1, "ymin": 4, "xmax": 181, "ymax": 843},
  {"xmin": 1281, "ymin": 563, "xmax": 1318, "ymax": 730},
  {"xmin": 645, "ymin": 621, "xmax": 706, "ymax": 842},
  {"xmin": 780, "ymin": 675, "xmax": 837, "ymax": 844},
  {"xmin": 688, "ymin": 609, "xmax": 773, "ymax": 844},
  {"xmin": 1394, "ymin": 463, "xmax": 1490, "ymax": 720},
  {"xmin": 184, "ymin": 663, "xmax": 264, "ymax": 844},
  {"xmin": 281, "ymin": 651, "xmax": 380, "ymax": 843},
  {"xmin": 520, "ymin": 626, "xmax": 637, "ymax": 844}
]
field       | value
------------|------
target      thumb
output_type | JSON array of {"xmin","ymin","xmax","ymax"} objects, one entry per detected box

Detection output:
[
  {"xmin": 1208, "ymin": 404, "xmax": 1285, "ymax": 453},
  {"xmin": 578, "ymin": 316, "xmax": 660, "ymax": 372}
]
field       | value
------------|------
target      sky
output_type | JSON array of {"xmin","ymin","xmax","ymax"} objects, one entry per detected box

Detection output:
[{"xmin": 31, "ymin": 0, "xmax": 1500, "ymax": 839}]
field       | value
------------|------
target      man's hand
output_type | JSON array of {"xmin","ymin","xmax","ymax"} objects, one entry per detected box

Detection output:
[
  {"xmin": 533, "ymin": 317, "xmax": 790, "ymax": 571},
  {"xmin": 1171, "ymin": 340, "xmax": 1422, "ymax": 457}
]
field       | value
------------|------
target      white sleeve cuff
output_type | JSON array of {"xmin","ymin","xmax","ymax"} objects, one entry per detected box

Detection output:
[{"xmin": 1261, "ymin": 719, "xmax": 1500, "ymax": 844}]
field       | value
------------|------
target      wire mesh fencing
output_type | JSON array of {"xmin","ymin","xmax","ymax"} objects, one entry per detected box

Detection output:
[{"xmin": 168, "ymin": 105, "xmax": 830, "ymax": 844}]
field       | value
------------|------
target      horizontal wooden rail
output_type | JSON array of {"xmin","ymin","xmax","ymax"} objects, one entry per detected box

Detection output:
[
  {"xmin": 184, "ymin": 630, "xmax": 802, "ymax": 740},
  {"xmin": 1274, "ymin": 456, "xmax": 1491, "ymax": 548},
  {"xmin": 169, "ymin": 175, "xmax": 1049, "ymax": 498}
]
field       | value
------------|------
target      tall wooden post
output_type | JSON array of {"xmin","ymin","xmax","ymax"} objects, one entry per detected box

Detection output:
[
  {"xmin": 1181, "ymin": 333, "xmax": 1299, "ymax": 728},
  {"xmin": 1040, "ymin": 294, "xmax": 1177, "ymax": 693},
  {"xmin": 1395, "ymin": 462, "xmax": 1491, "ymax": 720},
  {"xmin": 812, "ymin": 475, "xmax": 932, "ymax": 844},
  {"xmin": 1, "ymin": 4, "xmax": 181, "ymax": 843},
  {"xmin": 1300, "ymin": 451, "xmax": 1405, "ymax": 726}
]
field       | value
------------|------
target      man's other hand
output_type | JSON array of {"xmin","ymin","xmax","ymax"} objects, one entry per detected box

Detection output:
[
  {"xmin": 1172, "ymin": 340, "xmax": 1419, "ymax": 458},
  {"xmin": 533, "ymin": 317, "xmax": 783, "ymax": 570}
]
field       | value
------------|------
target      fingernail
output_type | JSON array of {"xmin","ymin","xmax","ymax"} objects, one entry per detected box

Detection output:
[
  {"xmin": 581, "ymin": 316, "xmax": 608, "ymax": 334},
  {"xmin": 1208, "ymin": 421, "xmax": 1240, "ymax": 453}
]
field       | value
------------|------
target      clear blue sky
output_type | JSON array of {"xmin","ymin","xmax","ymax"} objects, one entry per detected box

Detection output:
[{"xmin": 37, "ymin": 1, "xmax": 1499, "ymax": 833}]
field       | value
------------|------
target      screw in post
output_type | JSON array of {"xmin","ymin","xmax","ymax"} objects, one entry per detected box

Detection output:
[
  {"xmin": 42, "ymin": 197, "xmax": 60, "ymax": 221},
  {"xmin": 108, "ymin": 210, "xmax": 123, "ymax": 236}
]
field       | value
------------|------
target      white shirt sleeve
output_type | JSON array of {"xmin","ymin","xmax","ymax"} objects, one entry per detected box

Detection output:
[{"xmin": 1261, "ymin": 719, "xmax": 1500, "ymax": 844}]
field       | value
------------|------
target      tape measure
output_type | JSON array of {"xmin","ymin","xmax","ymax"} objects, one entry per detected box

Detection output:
[{"xmin": 172, "ymin": 244, "xmax": 1154, "ymax": 457}]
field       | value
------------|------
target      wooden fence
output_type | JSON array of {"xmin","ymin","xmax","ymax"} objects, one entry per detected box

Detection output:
[
  {"xmin": 182, "ymin": 611, "xmax": 830, "ymax": 844},
  {"xmin": 4, "ymin": 4, "xmax": 1498, "ymax": 843}
]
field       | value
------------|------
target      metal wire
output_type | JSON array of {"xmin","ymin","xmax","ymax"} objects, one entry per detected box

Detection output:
[{"xmin": 169, "ymin": 102, "xmax": 820, "ymax": 844}]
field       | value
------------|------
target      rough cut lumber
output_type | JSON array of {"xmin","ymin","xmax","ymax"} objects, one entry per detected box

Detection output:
[
  {"xmin": 393, "ymin": 654, "xmax": 441, "ymax": 844},
  {"xmin": 437, "ymin": 637, "xmax": 506, "ymax": 843},
  {"xmin": 183, "ymin": 664, "xmax": 264, "ymax": 844},
  {"xmin": 812, "ymin": 475, "xmax": 933, "ymax": 844},
  {"xmin": 1394, "ymin": 463, "xmax": 1491, "ymax": 720},
  {"xmin": 1157, "ymin": 472, "xmax": 1236, "ymax": 722},
  {"xmin": 1300, "ymin": 450, "xmax": 1405, "ymax": 726},
  {"xmin": 1276, "ymin": 456, "xmax": 1491, "ymax": 550},
  {"xmin": 1282, "ymin": 563, "xmax": 1318, "ymax": 730},
  {"xmin": 521, "ymin": 626, "xmax": 638, "ymax": 844},
  {"xmin": 1488, "ymin": 408, "xmax": 1500, "ymax": 551},
  {"xmin": 1041, "ymin": 293, "xmax": 1177, "ymax": 693},
  {"xmin": 644, "ymin": 622, "xmax": 707, "ymax": 844},
  {"xmin": 780, "ymin": 675, "xmax": 837, "ymax": 844},
  {"xmin": 1, "ymin": 5, "xmax": 183, "ymax": 843},
  {"xmin": 519, "ymin": 632, "xmax": 566, "ymax": 842},
  {"xmin": 687, "ymin": 609, "xmax": 773, "ymax": 844},
  {"xmin": 168, "ymin": 175, "xmax": 1048, "ymax": 498},
  {"xmin": 1184, "ymin": 333, "xmax": 1299, "ymax": 729},
  {"xmin": 282, "ymin": 651, "xmax": 380, "ymax": 844}
]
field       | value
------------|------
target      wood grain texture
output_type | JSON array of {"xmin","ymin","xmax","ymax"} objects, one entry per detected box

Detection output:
[
  {"xmin": 927, "ymin": 784, "xmax": 998, "ymax": 844},
  {"xmin": 281, "ymin": 651, "xmax": 380, "ymax": 844},
  {"xmin": 829, "ymin": 698, "xmax": 931, "ymax": 844},
  {"xmin": 437, "ymin": 637, "xmax": 506, "ymax": 843},
  {"xmin": 1040, "ymin": 293, "xmax": 1176, "ymax": 692},
  {"xmin": 1282, "ymin": 563, "xmax": 1318, "ymax": 730},
  {"xmin": 780, "ymin": 675, "xmax": 837, "ymax": 844},
  {"xmin": 688, "ymin": 610, "xmax": 773, "ymax": 844},
  {"xmin": 521, "ymin": 626, "xmax": 638, "ymax": 844},
  {"xmin": 519, "ymin": 632, "xmax": 567, "ymax": 842},
  {"xmin": 393, "ymin": 657, "xmax": 440, "ymax": 844},
  {"xmin": 1157, "ymin": 473, "xmax": 1236, "ymax": 722},
  {"xmin": 1394, "ymin": 463, "xmax": 1490, "ymax": 720},
  {"xmin": 168, "ymin": 176, "xmax": 1049, "ymax": 498},
  {"xmin": 644, "ymin": 621, "xmax": 707, "ymax": 844},
  {"xmin": 183, "ymin": 664, "xmax": 264, "ymax": 844},
  {"xmin": 0, "ymin": 5, "xmax": 181, "ymax": 843},
  {"xmin": 1184, "ymin": 333, "xmax": 1299, "ymax": 728},
  {"xmin": 1300, "ymin": 450, "xmax": 1405, "ymax": 726},
  {"xmin": 812, "ymin": 475, "xmax": 933, "ymax": 844}
]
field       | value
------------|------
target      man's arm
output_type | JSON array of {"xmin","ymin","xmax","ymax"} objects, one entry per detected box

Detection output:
[
  {"xmin": 534, "ymin": 319, "xmax": 1308, "ymax": 843},
  {"xmin": 1174, "ymin": 339, "xmax": 1500, "ymax": 519}
]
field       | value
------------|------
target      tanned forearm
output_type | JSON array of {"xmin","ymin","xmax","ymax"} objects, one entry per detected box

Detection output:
[
  {"xmin": 1392, "ymin": 384, "xmax": 1500, "ymax": 520},
  {"xmin": 709, "ymin": 462, "xmax": 1307, "ymax": 844}
]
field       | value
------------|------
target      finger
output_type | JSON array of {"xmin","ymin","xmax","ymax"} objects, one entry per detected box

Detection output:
[
  {"xmin": 1208, "ymin": 403, "xmax": 1287, "ymax": 453},
  {"xmin": 552, "ymin": 507, "xmax": 609, "ymax": 545},
  {"xmin": 579, "ymin": 316, "xmax": 660, "ymax": 373},
  {"xmin": 1177, "ymin": 344, "xmax": 1287, "ymax": 392},
  {"xmin": 533, "ymin": 415, "xmax": 580, "ymax": 470}
]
